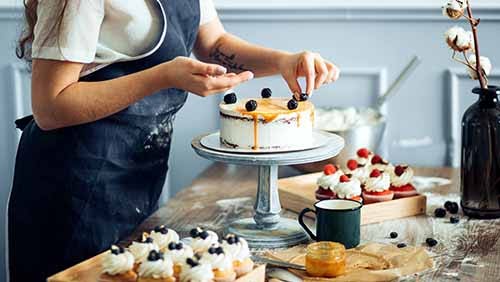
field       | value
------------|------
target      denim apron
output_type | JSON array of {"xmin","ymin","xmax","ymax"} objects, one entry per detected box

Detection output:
[{"xmin": 8, "ymin": 0, "xmax": 200, "ymax": 280}]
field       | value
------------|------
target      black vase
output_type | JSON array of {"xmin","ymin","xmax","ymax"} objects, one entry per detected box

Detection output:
[{"xmin": 460, "ymin": 85, "xmax": 500, "ymax": 219}]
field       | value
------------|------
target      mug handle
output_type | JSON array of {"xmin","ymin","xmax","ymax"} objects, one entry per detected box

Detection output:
[{"xmin": 298, "ymin": 208, "xmax": 317, "ymax": 240}]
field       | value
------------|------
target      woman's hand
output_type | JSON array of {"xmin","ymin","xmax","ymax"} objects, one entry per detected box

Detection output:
[
  {"xmin": 162, "ymin": 57, "xmax": 254, "ymax": 97},
  {"xmin": 278, "ymin": 51, "xmax": 340, "ymax": 98}
]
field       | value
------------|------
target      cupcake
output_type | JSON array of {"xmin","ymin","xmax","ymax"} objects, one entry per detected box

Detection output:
[
  {"xmin": 199, "ymin": 244, "xmax": 236, "ymax": 282},
  {"xmin": 355, "ymin": 148, "xmax": 374, "ymax": 167},
  {"xmin": 315, "ymin": 164, "xmax": 343, "ymax": 200},
  {"xmin": 129, "ymin": 234, "xmax": 160, "ymax": 266},
  {"xmin": 390, "ymin": 165, "xmax": 417, "ymax": 198},
  {"xmin": 180, "ymin": 257, "xmax": 214, "ymax": 282},
  {"xmin": 165, "ymin": 241, "xmax": 194, "ymax": 278},
  {"xmin": 137, "ymin": 250, "xmax": 176, "ymax": 282},
  {"xmin": 333, "ymin": 175, "xmax": 362, "ymax": 202},
  {"xmin": 99, "ymin": 245, "xmax": 137, "ymax": 282},
  {"xmin": 188, "ymin": 227, "xmax": 219, "ymax": 254},
  {"xmin": 362, "ymin": 169, "xmax": 394, "ymax": 204},
  {"xmin": 221, "ymin": 234, "xmax": 254, "ymax": 277},
  {"xmin": 345, "ymin": 159, "xmax": 369, "ymax": 183},
  {"xmin": 370, "ymin": 154, "xmax": 394, "ymax": 173},
  {"xmin": 149, "ymin": 225, "xmax": 180, "ymax": 250}
]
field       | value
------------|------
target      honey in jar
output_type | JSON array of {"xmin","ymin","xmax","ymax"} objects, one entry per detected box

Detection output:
[{"xmin": 305, "ymin": 241, "xmax": 346, "ymax": 278}]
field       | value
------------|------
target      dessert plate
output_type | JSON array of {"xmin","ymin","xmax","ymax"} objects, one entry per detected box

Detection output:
[{"xmin": 200, "ymin": 130, "xmax": 334, "ymax": 154}]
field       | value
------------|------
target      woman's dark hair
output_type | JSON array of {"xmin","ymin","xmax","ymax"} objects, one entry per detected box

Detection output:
[{"xmin": 16, "ymin": 0, "xmax": 69, "ymax": 61}]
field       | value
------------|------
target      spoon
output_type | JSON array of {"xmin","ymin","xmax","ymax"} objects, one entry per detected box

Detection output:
[
  {"xmin": 251, "ymin": 255, "xmax": 306, "ymax": 271},
  {"xmin": 375, "ymin": 55, "xmax": 421, "ymax": 110}
]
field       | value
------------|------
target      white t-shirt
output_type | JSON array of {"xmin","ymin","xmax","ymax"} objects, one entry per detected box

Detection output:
[{"xmin": 32, "ymin": 0, "xmax": 218, "ymax": 76}]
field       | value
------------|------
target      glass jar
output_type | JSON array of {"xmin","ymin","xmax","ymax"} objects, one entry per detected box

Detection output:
[
  {"xmin": 460, "ymin": 85, "xmax": 500, "ymax": 219},
  {"xmin": 305, "ymin": 241, "xmax": 346, "ymax": 277}
]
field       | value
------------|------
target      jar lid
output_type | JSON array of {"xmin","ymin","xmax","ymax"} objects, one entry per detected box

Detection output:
[{"xmin": 472, "ymin": 85, "xmax": 500, "ymax": 96}]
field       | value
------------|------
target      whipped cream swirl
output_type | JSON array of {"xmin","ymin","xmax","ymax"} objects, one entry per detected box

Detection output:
[
  {"xmin": 101, "ymin": 249, "xmax": 134, "ymax": 275},
  {"xmin": 199, "ymin": 249, "xmax": 233, "ymax": 271},
  {"xmin": 334, "ymin": 178, "xmax": 362, "ymax": 199},
  {"xmin": 221, "ymin": 237, "xmax": 250, "ymax": 262},
  {"xmin": 316, "ymin": 170, "xmax": 344, "ymax": 190},
  {"xmin": 138, "ymin": 256, "xmax": 174, "ymax": 278},
  {"xmin": 347, "ymin": 166, "xmax": 369, "ymax": 182},
  {"xmin": 391, "ymin": 167, "xmax": 414, "ymax": 187},
  {"xmin": 129, "ymin": 241, "xmax": 159, "ymax": 264},
  {"xmin": 165, "ymin": 244, "xmax": 194, "ymax": 264},
  {"xmin": 180, "ymin": 262, "xmax": 214, "ymax": 282},
  {"xmin": 189, "ymin": 231, "xmax": 219, "ymax": 253},
  {"xmin": 364, "ymin": 172, "xmax": 391, "ymax": 192},
  {"xmin": 150, "ymin": 228, "xmax": 179, "ymax": 250}
]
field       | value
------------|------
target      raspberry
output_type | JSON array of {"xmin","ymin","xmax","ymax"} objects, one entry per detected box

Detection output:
[
  {"xmin": 395, "ymin": 165, "xmax": 407, "ymax": 176},
  {"xmin": 371, "ymin": 155, "xmax": 383, "ymax": 164},
  {"xmin": 357, "ymin": 148, "xmax": 370, "ymax": 158},
  {"xmin": 339, "ymin": 175, "xmax": 350, "ymax": 183},
  {"xmin": 347, "ymin": 159, "xmax": 358, "ymax": 171},
  {"xmin": 323, "ymin": 164, "xmax": 337, "ymax": 175},
  {"xmin": 370, "ymin": 169, "xmax": 381, "ymax": 178}
]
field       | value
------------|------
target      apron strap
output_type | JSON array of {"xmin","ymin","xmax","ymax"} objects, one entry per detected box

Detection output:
[{"xmin": 15, "ymin": 115, "xmax": 34, "ymax": 131}]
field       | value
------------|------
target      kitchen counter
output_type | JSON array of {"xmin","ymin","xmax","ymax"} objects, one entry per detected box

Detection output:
[{"xmin": 122, "ymin": 163, "xmax": 500, "ymax": 281}]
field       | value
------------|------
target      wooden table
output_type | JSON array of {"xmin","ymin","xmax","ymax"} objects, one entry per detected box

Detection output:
[{"xmin": 124, "ymin": 164, "xmax": 500, "ymax": 281}]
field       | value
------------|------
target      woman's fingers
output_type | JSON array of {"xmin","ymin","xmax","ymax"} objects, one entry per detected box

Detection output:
[
  {"xmin": 190, "ymin": 59, "xmax": 227, "ymax": 76},
  {"xmin": 194, "ymin": 71, "xmax": 254, "ymax": 96},
  {"xmin": 326, "ymin": 61, "xmax": 340, "ymax": 83},
  {"xmin": 314, "ymin": 55, "xmax": 328, "ymax": 89},
  {"xmin": 301, "ymin": 52, "xmax": 316, "ymax": 95},
  {"xmin": 283, "ymin": 73, "xmax": 302, "ymax": 98}
]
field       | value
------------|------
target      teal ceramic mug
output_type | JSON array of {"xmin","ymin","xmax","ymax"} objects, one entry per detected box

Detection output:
[{"xmin": 298, "ymin": 199, "xmax": 362, "ymax": 249}]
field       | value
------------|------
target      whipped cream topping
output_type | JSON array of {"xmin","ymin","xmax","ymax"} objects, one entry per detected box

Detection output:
[
  {"xmin": 199, "ymin": 248, "xmax": 233, "ymax": 271},
  {"xmin": 189, "ymin": 230, "xmax": 219, "ymax": 253},
  {"xmin": 129, "ymin": 241, "xmax": 159, "ymax": 264},
  {"xmin": 346, "ymin": 166, "xmax": 369, "ymax": 182},
  {"xmin": 221, "ymin": 237, "xmax": 251, "ymax": 262},
  {"xmin": 355, "ymin": 155, "xmax": 372, "ymax": 166},
  {"xmin": 316, "ymin": 170, "xmax": 344, "ymax": 190},
  {"xmin": 334, "ymin": 178, "xmax": 362, "ymax": 199},
  {"xmin": 391, "ymin": 166, "xmax": 414, "ymax": 187},
  {"xmin": 101, "ymin": 248, "xmax": 134, "ymax": 275},
  {"xmin": 150, "ymin": 228, "xmax": 179, "ymax": 250},
  {"xmin": 180, "ymin": 262, "xmax": 214, "ymax": 282},
  {"xmin": 138, "ymin": 256, "xmax": 174, "ymax": 278},
  {"xmin": 364, "ymin": 172, "xmax": 391, "ymax": 192},
  {"xmin": 165, "ymin": 244, "xmax": 194, "ymax": 264}
]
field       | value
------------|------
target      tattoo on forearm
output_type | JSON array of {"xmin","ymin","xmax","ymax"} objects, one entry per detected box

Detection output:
[{"xmin": 209, "ymin": 45, "xmax": 250, "ymax": 73}]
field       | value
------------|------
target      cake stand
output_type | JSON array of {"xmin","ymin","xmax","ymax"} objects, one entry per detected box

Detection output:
[{"xmin": 191, "ymin": 131, "xmax": 344, "ymax": 248}]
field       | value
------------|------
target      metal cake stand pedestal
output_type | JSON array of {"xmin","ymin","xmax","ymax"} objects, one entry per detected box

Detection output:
[{"xmin": 191, "ymin": 132, "xmax": 344, "ymax": 248}]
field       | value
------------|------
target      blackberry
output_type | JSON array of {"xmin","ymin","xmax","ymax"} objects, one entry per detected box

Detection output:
[
  {"xmin": 223, "ymin": 93, "xmax": 237, "ymax": 104},
  {"xmin": 397, "ymin": 243, "xmax": 407, "ymax": 248},
  {"xmin": 390, "ymin": 232, "xmax": 398, "ymax": 239},
  {"xmin": 245, "ymin": 100, "xmax": 257, "ymax": 111},
  {"xmin": 426, "ymin": 238, "xmax": 438, "ymax": 247},
  {"xmin": 450, "ymin": 216, "xmax": 460, "ymax": 224},
  {"xmin": 434, "ymin": 208, "xmax": 446, "ymax": 218},
  {"xmin": 261, "ymin": 88, "xmax": 272, "ymax": 98},
  {"xmin": 299, "ymin": 93, "xmax": 309, "ymax": 101},
  {"xmin": 287, "ymin": 99, "xmax": 298, "ymax": 110}
]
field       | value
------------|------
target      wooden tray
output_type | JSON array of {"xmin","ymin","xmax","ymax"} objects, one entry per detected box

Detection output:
[
  {"xmin": 278, "ymin": 172, "xmax": 426, "ymax": 225},
  {"xmin": 47, "ymin": 253, "xmax": 266, "ymax": 282}
]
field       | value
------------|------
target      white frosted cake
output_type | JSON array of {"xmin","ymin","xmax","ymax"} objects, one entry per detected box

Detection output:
[{"xmin": 219, "ymin": 97, "xmax": 314, "ymax": 150}]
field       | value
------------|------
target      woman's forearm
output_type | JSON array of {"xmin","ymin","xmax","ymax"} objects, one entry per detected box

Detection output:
[
  {"xmin": 32, "ymin": 60, "xmax": 166, "ymax": 130},
  {"xmin": 200, "ymin": 33, "xmax": 290, "ymax": 77}
]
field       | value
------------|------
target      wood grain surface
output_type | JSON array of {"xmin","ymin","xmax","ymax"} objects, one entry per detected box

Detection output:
[{"xmin": 53, "ymin": 164, "xmax": 500, "ymax": 281}]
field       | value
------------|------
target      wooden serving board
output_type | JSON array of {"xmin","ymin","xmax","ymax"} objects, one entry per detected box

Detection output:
[
  {"xmin": 278, "ymin": 172, "xmax": 426, "ymax": 225},
  {"xmin": 47, "ymin": 253, "xmax": 266, "ymax": 282}
]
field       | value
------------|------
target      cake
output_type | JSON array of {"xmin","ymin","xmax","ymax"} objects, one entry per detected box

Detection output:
[
  {"xmin": 219, "ymin": 90, "xmax": 314, "ymax": 150},
  {"xmin": 333, "ymin": 174, "xmax": 362, "ymax": 202},
  {"xmin": 199, "ymin": 244, "xmax": 237, "ymax": 282},
  {"xmin": 221, "ymin": 234, "xmax": 254, "ymax": 277},
  {"xmin": 99, "ymin": 245, "xmax": 137, "ymax": 282},
  {"xmin": 362, "ymin": 169, "xmax": 394, "ymax": 204},
  {"xmin": 315, "ymin": 164, "xmax": 343, "ymax": 200},
  {"xmin": 390, "ymin": 165, "xmax": 417, "ymax": 198}
]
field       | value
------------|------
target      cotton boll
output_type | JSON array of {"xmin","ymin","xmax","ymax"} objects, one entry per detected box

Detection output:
[
  {"xmin": 442, "ymin": 0, "xmax": 467, "ymax": 19},
  {"xmin": 467, "ymin": 55, "xmax": 492, "ymax": 80},
  {"xmin": 445, "ymin": 26, "xmax": 473, "ymax": 52}
]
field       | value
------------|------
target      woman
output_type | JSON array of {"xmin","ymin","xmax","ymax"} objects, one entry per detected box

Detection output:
[{"xmin": 9, "ymin": 0, "xmax": 339, "ymax": 281}]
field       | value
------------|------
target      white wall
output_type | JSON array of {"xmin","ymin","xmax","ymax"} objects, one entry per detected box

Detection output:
[{"xmin": 1, "ymin": 0, "xmax": 500, "ymax": 281}]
